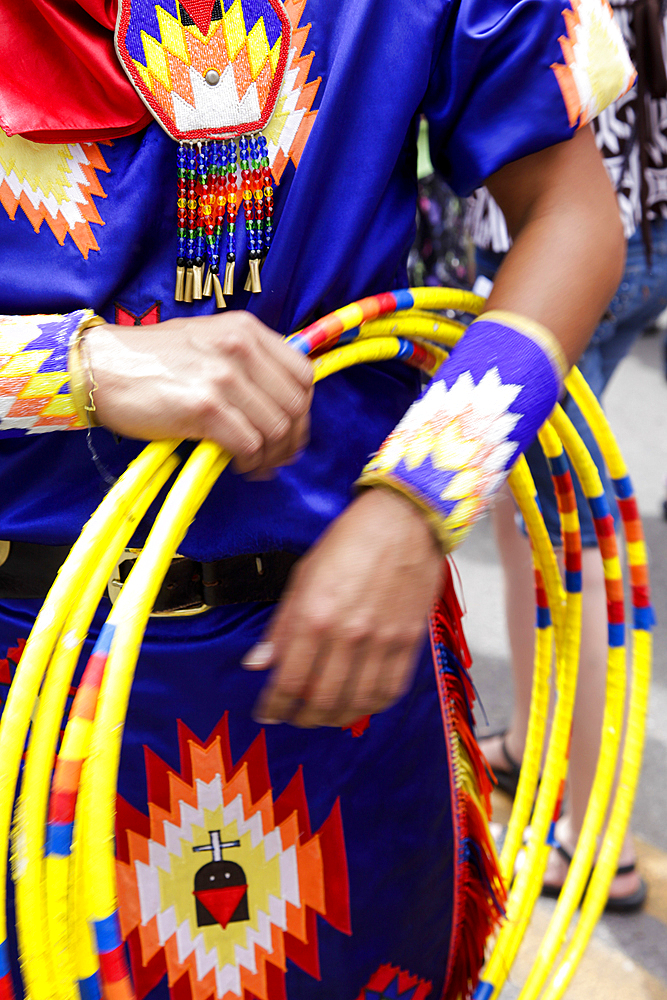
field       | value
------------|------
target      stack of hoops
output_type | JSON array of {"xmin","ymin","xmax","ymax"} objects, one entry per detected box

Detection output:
[{"xmin": 0, "ymin": 288, "xmax": 652, "ymax": 1000}]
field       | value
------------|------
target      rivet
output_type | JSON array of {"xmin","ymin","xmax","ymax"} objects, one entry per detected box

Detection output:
[{"xmin": 205, "ymin": 68, "xmax": 220, "ymax": 86}]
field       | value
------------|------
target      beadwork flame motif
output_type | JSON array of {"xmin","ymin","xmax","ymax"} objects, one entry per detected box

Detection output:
[
  {"xmin": 115, "ymin": 0, "xmax": 291, "ymax": 141},
  {"xmin": 361, "ymin": 369, "xmax": 525, "ymax": 549},
  {"xmin": 115, "ymin": 1, "xmax": 317, "ymax": 304}
]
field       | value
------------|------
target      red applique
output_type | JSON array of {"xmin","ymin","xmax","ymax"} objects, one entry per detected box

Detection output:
[
  {"xmin": 179, "ymin": 0, "xmax": 218, "ymax": 35},
  {"xmin": 357, "ymin": 964, "xmax": 432, "ymax": 1000},
  {"xmin": 342, "ymin": 715, "xmax": 371, "ymax": 738},
  {"xmin": 114, "ymin": 302, "xmax": 161, "ymax": 326},
  {"xmin": 0, "ymin": 638, "xmax": 25, "ymax": 686},
  {"xmin": 116, "ymin": 714, "xmax": 351, "ymax": 1000}
]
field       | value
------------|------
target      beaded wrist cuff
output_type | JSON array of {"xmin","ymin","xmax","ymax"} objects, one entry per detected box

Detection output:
[
  {"xmin": 357, "ymin": 311, "xmax": 567, "ymax": 552},
  {"xmin": 0, "ymin": 310, "xmax": 100, "ymax": 437}
]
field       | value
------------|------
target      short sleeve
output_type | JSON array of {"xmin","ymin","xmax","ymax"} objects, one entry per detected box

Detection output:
[{"xmin": 424, "ymin": 0, "xmax": 636, "ymax": 196}]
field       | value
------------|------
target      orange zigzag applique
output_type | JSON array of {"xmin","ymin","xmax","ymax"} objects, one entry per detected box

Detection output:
[
  {"xmin": 115, "ymin": 714, "xmax": 351, "ymax": 1000},
  {"xmin": 262, "ymin": 0, "xmax": 321, "ymax": 183},
  {"xmin": 0, "ymin": 132, "xmax": 110, "ymax": 259},
  {"xmin": 550, "ymin": 0, "xmax": 636, "ymax": 130}
]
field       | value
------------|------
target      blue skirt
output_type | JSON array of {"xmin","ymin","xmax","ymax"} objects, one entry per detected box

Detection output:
[{"xmin": 0, "ymin": 587, "xmax": 501, "ymax": 1000}]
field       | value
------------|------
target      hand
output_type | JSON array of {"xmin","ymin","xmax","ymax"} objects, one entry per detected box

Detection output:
[
  {"xmin": 242, "ymin": 487, "xmax": 443, "ymax": 727},
  {"xmin": 86, "ymin": 312, "xmax": 313, "ymax": 474}
]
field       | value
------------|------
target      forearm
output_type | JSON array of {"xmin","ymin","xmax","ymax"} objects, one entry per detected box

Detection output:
[
  {"xmin": 486, "ymin": 126, "xmax": 625, "ymax": 366},
  {"xmin": 359, "ymin": 129, "xmax": 625, "ymax": 551}
]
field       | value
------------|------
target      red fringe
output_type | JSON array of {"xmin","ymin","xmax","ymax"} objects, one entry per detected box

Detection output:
[{"xmin": 433, "ymin": 564, "xmax": 506, "ymax": 1000}]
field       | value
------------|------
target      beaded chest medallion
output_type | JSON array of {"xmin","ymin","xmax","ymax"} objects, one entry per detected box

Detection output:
[{"xmin": 115, "ymin": 0, "xmax": 292, "ymax": 306}]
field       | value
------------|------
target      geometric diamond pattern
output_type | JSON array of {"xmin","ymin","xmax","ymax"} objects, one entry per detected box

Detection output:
[
  {"xmin": 0, "ymin": 311, "xmax": 91, "ymax": 434},
  {"xmin": 116, "ymin": 715, "xmax": 351, "ymax": 1000}
]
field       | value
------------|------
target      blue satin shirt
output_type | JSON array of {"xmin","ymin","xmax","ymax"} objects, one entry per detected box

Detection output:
[{"xmin": 0, "ymin": 0, "xmax": 633, "ymax": 558}]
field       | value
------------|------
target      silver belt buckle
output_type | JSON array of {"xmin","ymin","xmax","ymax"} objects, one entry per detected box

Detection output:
[{"xmin": 107, "ymin": 548, "xmax": 211, "ymax": 617}]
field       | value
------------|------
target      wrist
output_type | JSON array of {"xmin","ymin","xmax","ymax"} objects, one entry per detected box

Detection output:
[
  {"xmin": 68, "ymin": 316, "xmax": 107, "ymax": 427},
  {"xmin": 357, "ymin": 483, "xmax": 443, "ymax": 557},
  {"xmin": 360, "ymin": 480, "xmax": 453, "ymax": 553},
  {"xmin": 357, "ymin": 310, "xmax": 565, "ymax": 552}
]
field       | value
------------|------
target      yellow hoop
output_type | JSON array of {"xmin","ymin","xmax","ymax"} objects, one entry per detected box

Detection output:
[{"xmin": 0, "ymin": 290, "xmax": 649, "ymax": 1000}]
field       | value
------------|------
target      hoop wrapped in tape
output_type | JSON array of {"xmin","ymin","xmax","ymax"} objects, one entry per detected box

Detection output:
[{"xmin": 357, "ymin": 310, "xmax": 568, "ymax": 551}]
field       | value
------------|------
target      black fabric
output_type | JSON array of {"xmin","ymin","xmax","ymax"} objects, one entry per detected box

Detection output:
[
  {"xmin": 613, "ymin": 0, "xmax": 667, "ymax": 261},
  {"xmin": 0, "ymin": 543, "xmax": 299, "ymax": 611},
  {"xmin": 0, "ymin": 541, "xmax": 73, "ymax": 599}
]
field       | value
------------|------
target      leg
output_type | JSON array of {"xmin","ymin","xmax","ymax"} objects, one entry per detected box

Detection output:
[
  {"xmin": 483, "ymin": 486, "xmax": 537, "ymax": 774},
  {"xmin": 541, "ymin": 546, "xmax": 642, "ymax": 904},
  {"xmin": 484, "ymin": 510, "xmax": 643, "ymax": 904}
]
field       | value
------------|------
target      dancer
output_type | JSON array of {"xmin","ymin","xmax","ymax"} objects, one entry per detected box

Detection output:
[{"xmin": 0, "ymin": 1, "xmax": 632, "ymax": 996}]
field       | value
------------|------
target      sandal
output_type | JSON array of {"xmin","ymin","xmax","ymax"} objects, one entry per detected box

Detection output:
[
  {"xmin": 477, "ymin": 727, "xmax": 522, "ymax": 799},
  {"xmin": 541, "ymin": 842, "xmax": 647, "ymax": 913}
]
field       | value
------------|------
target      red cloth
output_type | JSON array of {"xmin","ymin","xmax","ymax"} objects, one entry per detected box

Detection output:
[{"xmin": 0, "ymin": 0, "xmax": 152, "ymax": 142}]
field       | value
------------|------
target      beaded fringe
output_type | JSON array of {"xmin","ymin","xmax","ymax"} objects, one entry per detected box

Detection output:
[
  {"xmin": 431, "ymin": 567, "xmax": 506, "ymax": 1000},
  {"xmin": 175, "ymin": 136, "xmax": 274, "ymax": 306}
]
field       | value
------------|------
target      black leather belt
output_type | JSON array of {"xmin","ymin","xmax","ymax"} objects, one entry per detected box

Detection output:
[{"xmin": 0, "ymin": 541, "xmax": 299, "ymax": 615}]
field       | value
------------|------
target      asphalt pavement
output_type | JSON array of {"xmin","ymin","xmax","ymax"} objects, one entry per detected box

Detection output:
[{"xmin": 456, "ymin": 330, "xmax": 667, "ymax": 998}]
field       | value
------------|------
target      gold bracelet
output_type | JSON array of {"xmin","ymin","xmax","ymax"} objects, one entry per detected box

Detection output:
[{"xmin": 68, "ymin": 316, "xmax": 106, "ymax": 428}]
